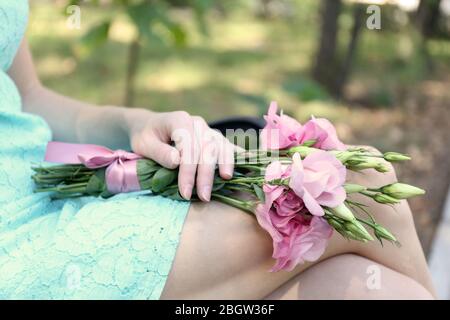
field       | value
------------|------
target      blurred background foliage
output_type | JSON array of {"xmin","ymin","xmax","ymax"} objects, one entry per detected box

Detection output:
[{"xmin": 28, "ymin": 0, "xmax": 449, "ymax": 251}]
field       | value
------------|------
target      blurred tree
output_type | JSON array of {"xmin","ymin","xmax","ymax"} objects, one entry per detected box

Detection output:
[
  {"xmin": 415, "ymin": 0, "xmax": 444, "ymax": 71},
  {"xmin": 67, "ymin": 0, "xmax": 215, "ymax": 106},
  {"xmin": 313, "ymin": 1, "xmax": 368, "ymax": 99},
  {"xmin": 312, "ymin": 0, "xmax": 342, "ymax": 96},
  {"xmin": 416, "ymin": 0, "xmax": 442, "ymax": 38},
  {"xmin": 335, "ymin": 4, "xmax": 365, "ymax": 96}
]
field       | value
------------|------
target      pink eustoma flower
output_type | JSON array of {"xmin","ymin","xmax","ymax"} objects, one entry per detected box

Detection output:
[
  {"xmin": 260, "ymin": 101, "xmax": 303, "ymax": 150},
  {"xmin": 255, "ymin": 204, "xmax": 332, "ymax": 272},
  {"xmin": 289, "ymin": 151, "xmax": 346, "ymax": 216},
  {"xmin": 261, "ymin": 160, "xmax": 305, "ymax": 230},
  {"xmin": 301, "ymin": 117, "xmax": 346, "ymax": 150},
  {"xmin": 255, "ymin": 156, "xmax": 335, "ymax": 271}
]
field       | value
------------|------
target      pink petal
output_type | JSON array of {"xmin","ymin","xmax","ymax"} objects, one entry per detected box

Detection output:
[
  {"xmin": 255, "ymin": 204, "xmax": 284, "ymax": 242},
  {"xmin": 265, "ymin": 161, "xmax": 284, "ymax": 181},
  {"xmin": 302, "ymin": 189, "xmax": 325, "ymax": 216},
  {"xmin": 288, "ymin": 153, "xmax": 305, "ymax": 197},
  {"xmin": 316, "ymin": 187, "xmax": 346, "ymax": 208}
]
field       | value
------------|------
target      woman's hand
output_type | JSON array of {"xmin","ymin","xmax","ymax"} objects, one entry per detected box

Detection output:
[{"xmin": 126, "ymin": 109, "xmax": 235, "ymax": 201}]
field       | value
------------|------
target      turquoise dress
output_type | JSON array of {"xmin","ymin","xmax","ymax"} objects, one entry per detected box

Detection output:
[{"xmin": 0, "ymin": 0, "xmax": 189, "ymax": 299}]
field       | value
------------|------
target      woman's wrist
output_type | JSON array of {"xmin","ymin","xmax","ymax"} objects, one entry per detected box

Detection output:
[
  {"xmin": 121, "ymin": 107, "xmax": 154, "ymax": 136},
  {"xmin": 75, "ymin": 104, "xmax": 135, "ymax": 149}
]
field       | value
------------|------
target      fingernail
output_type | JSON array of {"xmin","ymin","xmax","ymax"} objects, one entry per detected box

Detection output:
[
  {"xmin": 223, "ymin": 171, "xmax": 232, "ymax": 179},
  {"xmin": 200, "ymin": 185, "xmax": 211, "ymax": 202},
  {"xmin": 222, "ymin": 168, "xmax": 233, "ymax": 179},
  {"xmin": 181, "ymin": 184, "xmax": 192, "ymax": 200},
  {"xmin": 171, "ymin": 150, "xmax": 181, "ymax": 166}
]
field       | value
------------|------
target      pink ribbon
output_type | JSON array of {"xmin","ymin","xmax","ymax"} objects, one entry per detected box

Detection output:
[{"xmin": 44, "ymin": 141, "xmax": 143, "ymax": 194}]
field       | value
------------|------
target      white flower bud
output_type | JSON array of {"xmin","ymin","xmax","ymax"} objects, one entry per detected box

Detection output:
[
  {"xmin": 330, "ymin": 203, "xmax": 355, "ymax": 222},
  {"xmin": 344, "ymin": 183, "xmax": 366, "ymax": 194},
  {"xmin": 383, "ymin": 152, "xmax": 411, "ymax": 162},
  {"xmin": 380, "ymin": 183, "xmax": 425, "ymax": 199}
]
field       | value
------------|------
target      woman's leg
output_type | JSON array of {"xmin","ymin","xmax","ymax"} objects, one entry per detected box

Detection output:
[
  {"xmin": 265, "ymin": 254, "xmax": 433, "ymax": 300},
  {"xmin": 161, "ymin": 149, "xmax": 435, "ymax": 299}
]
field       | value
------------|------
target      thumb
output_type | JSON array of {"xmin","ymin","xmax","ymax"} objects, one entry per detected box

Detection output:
[{"xmin": 138, "ymin": 139, "xmax": 180, "ymax": 169}]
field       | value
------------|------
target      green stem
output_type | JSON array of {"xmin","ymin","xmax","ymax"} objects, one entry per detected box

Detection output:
[
  {"xmin": 223, "ymin": 185, "xmax": 255, "ymax": 193},
  {"xmin": 234, "ymin": 164, "xmax": 265, "ymax": 172},
  {"xmin": 360, "ymin": 190, "xmax": 377, "ymax": 197},
  {"xmin": 211, "ymin": 193, "xmax": 255, "ymax": 215},
  {"xmin": 226, "ymin": 177, "xmax": 264, "ymax": 185}
]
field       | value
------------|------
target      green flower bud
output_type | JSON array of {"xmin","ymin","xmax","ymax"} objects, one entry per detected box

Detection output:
[
  {"xmin": 375, "ymin": 164, "xmax": 390, "ymax": 173},
  {"xmin": 380, "ymin": 183, "xmax": 425, "ymax": 199},
  {"xmin": 345, "ymin": 156, "xmax": 366, "ymax": 166},
  {"xmin": 330, "ymin": 203, "xmax": 356, "ymax": 221},
  {"xmin": 374, "ymin": 225, "xmax": 397, "ymax": 242},
  {"xmin": 345, "ymin": 220, "xmax": 374, "ymax": 241},
  {"xmin": 287, "ymin": 146, "xmax": 317, "ymax": 157},
  {"xmin": 349, "ymin": 157, "xmax": 385, "ymax": 171},
  {"xmin": 383, "ymin": 152, "xmax": 411, "ymax": 162},
  {"xmin": 332, "ymin": 151, "xmax": 359, "ymax": 164},
  {"xmin": 344, "ymin": 183, "xmax": 366, "ymax": 194},
  {"xmin": 301, "ymin": 139, "xmax": 317, "ymax": 147},
  {"xmin": 341, "ymin": 229, "xmax": 367, "ymax": 242},
  {"xmin": 326, "ymin": 218, "xmax": 343, "ymax": 231},
  {"xmin": 373, "ymin": 193, "xmax": 400, "ymax": 204}
]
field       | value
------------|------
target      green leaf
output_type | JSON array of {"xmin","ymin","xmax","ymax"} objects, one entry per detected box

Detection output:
[
  {"xmin": 126, "ymin": 3, "xmax": 153, "ymax": 35},
  {"xmin": 80, "ymin": 20, "xmax": 111, "ymax": 52},
  {"xmin": 86, "ymin": 168, "xmax": 106, "ymax": 195},
  {"xmin": 139, "ymin": 175, "xmax": 153, "ymax": 190},
  {"xmin": 127, "ymin": 2, "xmax": 164, "ymax": 45},
  {"xmin": 127, "ymin": 2, "xmax": 188, "ymax": 47},
  {"xmin": 137, "ymin": 159, "xmax": 159, "ymax": 175},
  {"xmin": 252, "ymin": 184, "xmax": 265, "ymax": 202},
  {"xmin": 161, "ymin": 187, "xmax": 184, "ymax": 201},
  {"xmin": 151, "ymin": 167, "xmax": 177, "ymax": 192},
  {"xmin": 167, "ymin": 23, "xmax": 187, "ymax": 47},
  {"xmin": 100, "ymin": 189, "xmax": 114, "ymax": 199}
]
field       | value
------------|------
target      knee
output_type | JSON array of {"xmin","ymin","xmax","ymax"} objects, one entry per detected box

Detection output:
[{"xmin": 319, "ymin": 254, "xmax": 434, "ymax": 299}]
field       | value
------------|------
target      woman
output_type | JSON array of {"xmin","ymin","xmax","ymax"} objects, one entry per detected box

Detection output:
[{"xmin": 0, "ymin": 0, "xmax": 435, "ymax": 299}]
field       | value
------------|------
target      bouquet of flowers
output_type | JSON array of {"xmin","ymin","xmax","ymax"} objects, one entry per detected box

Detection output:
[{"xmin": 32, "ymin": 102, "xmax": 425, "ymax": 272}]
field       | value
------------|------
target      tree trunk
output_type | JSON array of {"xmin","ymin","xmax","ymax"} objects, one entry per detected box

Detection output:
[
  {"xmin": 416, "ymin": 0, "xmax": 442, "ymax": 38},
  {"xmin": 312, "ymin": 0, "xmax": 342, "ymax": 95},
  {"xmin": 124, "ymin": 37, "xmax": 141, "ymax": 107},
  {"xmin": 415, "ymin": 0, "xmax": 442, "ymax": 72},
  {"xmin": 335, "ymin": 5, "xmax": 365, "ymax": 97}
]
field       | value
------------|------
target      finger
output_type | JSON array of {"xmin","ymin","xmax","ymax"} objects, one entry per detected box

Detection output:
[
  {"xmin": 218, "ymin": 138, "xmax": 235, "ymax": 180},
  {"xmin": 169, "ymin": 112, "xmax": 199, "ymax": 200},
  {"xmin": 138, "ymin": 138, "xmax": 180, "ymax": 169},
  {"xmin": 196, "ymin": 140, "xmax": 218, "ymax": 202}
]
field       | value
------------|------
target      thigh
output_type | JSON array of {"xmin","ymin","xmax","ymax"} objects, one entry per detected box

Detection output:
[
  {"xmin": 265, "ymin": 254, "xmax": 434, "ymax": 300},
  {"xmin": 160, "ymin": 200, "xmax": 290, "ymax": 299},
  {"xmin": 161, "ymin": 200, "xmax": 355, "ymax": 299}
]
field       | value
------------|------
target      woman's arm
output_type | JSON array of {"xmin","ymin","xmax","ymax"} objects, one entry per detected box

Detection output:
[
  {"xmin": 8, "ymin": 39, "xmax": 235, "ymax": 202},
  {"xmin": 9, "ymin": 39, "xmax": 132, "ymax": 149}
]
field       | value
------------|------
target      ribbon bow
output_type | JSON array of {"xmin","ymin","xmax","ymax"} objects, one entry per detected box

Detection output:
[{"xmin": 44, "ymin": 141, "xmax": 143, "ymax": 194}]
